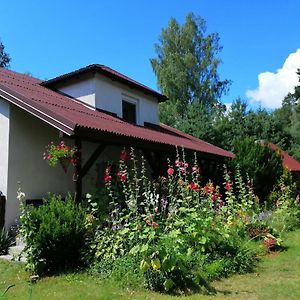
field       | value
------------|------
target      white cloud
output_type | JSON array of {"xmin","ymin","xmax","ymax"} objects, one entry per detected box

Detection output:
[{"xmin": 246, "ymin": 49, "xmax": 300, "ymax": 109}]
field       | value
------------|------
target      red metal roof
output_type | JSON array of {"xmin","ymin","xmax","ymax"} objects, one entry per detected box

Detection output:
[
  {"xmin": 0, "ymin": 67, "xmax": 234, "ymax": 159},
  {"xmin": 41, "ymin": 64, "xmax": 168, "ymax": 103},
  {"xmin": 268, "ymin": 143, "xmax": 300, "ymax": 171}
]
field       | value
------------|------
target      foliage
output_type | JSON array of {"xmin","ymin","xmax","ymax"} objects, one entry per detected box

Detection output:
[
  {"xmin": 43, "ymin": 140, "xmax": 77, "ymax": 167},
  {"xmin": 90, "ymin": 149, "xmax": 263, "ymax": 294},
  {"xmin": 0, "ymin": 40, "xmax": 10, "ymax": 68},
  {"xmin": 0, "ymin": 229, "xmax": 13, "ymax": 255},
  {"xmin": 151, "ymin": 13, "xmax": 230, "ymax": 128},
  {"xmin": 232, "ymin": 138, "xmax": 283, "ymax": 202},
  {"xmin": 19, "ymin": 192, "xmax": 88, "ymax": 275}
]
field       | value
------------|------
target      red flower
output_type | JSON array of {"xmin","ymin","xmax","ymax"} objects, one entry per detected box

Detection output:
[
  {"xmin": 219, "ymin": 200, "xmax": 225, "ymax": 206},
  {"xmin": 212, "ymin": 193, "xmax": 222, "ymax": 201},
  {"xmin": 225, "ymin": 182, "xmax": 231, "ymax": 191},
  {"xmin": 70, "ymin": 158, "xmax": 77, "ymax": 166},
  {"xmin": 117, "ymin": 171, "xmax": 127, "ymax": 182},
  {"xmin": 120, "ymin": 150, "xmax": 127, "ymax": 161},
  {"xmin": 203, "ymin": 185, "xmax": 210, "ymax": 194},
  {"xmin": 104, "ymin": 174, "xmax": 112, "ymax": 184},
  {"xmin": 167, "ymin": 167, "xmax": 174, "ymax": 175},
  {"xmin": 190, "ymin": 182, "xmax": 200, "ymax": 191}
]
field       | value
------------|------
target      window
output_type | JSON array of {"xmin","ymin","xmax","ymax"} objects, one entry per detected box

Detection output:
[{"xmin": 122, "ymin": 100, "xmax": 137, "ymax": 123}]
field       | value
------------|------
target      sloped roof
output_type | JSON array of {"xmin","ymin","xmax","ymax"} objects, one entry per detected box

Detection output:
[
  {"xmin": 268, "ymin": 143, "xmax": 300, "ymax": 171},
  {"xmin": 41, "ymin": 64, "xmax": 168, "ymax": 103},
  {"xmin": 0, "ymin": 67, "xmax": 234, "ymax": 159}
]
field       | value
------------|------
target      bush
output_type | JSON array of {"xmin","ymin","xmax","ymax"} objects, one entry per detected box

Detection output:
[
  {"xmin": 0, "ymin": 229, "xmax": 13, "ymax": 255},
  {"xmin": 232, "ymin": 138, "xmax": 283, "ymax": 203},
  {"xmin": 20, "ymin": 194, "xmax": 88, "ymax": 275}
]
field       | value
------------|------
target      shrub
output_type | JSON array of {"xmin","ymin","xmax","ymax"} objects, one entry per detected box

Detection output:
[
  {"xmin": 232, "ymin": 138, "xmax": 283, "ymax": 203},
  {"xmin": 0, "ymin": 229, "xmax": 13, "ymax": 255},
  {"xmin": 19, "ymin": 193, "xmax": 88, "ymax": 275}
]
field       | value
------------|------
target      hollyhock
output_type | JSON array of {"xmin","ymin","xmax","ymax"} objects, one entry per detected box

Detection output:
[
  {"xmin": 167, "ymin": 167, "xmax": 174, "ymax": 175},
  {"xmin": 192, "ymin": 165, "xmax": 199, "ymax": 173},
  {"xmin": 120, "ymin": 150, "xmax": 127, "ymax": 161},
  {"xmin": 189, "ymin": 182, "xmax": 200, "ymax": 191},
  {"xmin": 225, "ymin": 182, "xmax": 231, "ymax": 191},
  {"xmin": 104, "ymin": 174, "xmax": 112, "ymax": 184},
  {"xmin": 117, "ymin": 171, "xmax": 127, "ymax": 182},
  {"xmin": 203, "ymin": 185, "xmax": 210, "ymax": 194}
]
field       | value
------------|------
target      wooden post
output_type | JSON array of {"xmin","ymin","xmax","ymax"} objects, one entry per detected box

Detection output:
[{"xmin": 74, "ymin": 137, "xmax": 82, "ymax": 203}]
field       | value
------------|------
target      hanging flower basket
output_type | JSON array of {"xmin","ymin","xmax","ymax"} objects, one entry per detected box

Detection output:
[
  {"xmin": 59, "ymin": 157, "xmax": 71, "ymax": 173},
  {"xmin": 43, "ymin": 141, "xmax": 77, "ymax": 172}
]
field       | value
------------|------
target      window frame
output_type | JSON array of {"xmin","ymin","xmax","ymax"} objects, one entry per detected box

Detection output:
[{"xmin": 121, "ymin": 95, "xmax": 139, "ymax": 124}]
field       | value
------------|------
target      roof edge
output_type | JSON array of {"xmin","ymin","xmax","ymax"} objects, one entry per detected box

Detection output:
[{"xmin": 41, "ymin": 64, "xmax": 168, "ymax": 103}]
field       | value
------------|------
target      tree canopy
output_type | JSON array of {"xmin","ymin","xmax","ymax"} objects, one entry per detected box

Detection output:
[
  {"xmin": 0, "ymin": 40, "xmax": 10, "ymax": 68},
  {"xmin": 151, "ymin": 13, "xmax": 230, "ymax": 127}
]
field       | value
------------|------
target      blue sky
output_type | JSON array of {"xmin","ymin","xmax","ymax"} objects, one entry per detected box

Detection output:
[{"xmin": 1, "ymin": 0, "xmax": 300, "ymax": 108}]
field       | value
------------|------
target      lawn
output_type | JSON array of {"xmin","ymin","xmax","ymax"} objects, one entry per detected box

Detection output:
[{"xmin": 1, "ymin": 229, "xmax": 300, "ymax": 300}]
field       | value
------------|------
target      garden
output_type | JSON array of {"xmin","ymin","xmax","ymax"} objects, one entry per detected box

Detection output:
[{"xmin": 1, "ymin": 138, "xmax": 300, "ymax": 298}]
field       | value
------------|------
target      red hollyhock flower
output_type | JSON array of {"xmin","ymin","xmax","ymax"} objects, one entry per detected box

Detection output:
[
  {"xmin": 104, "ymin": 174, "xmax": 112, "ymax": 183},
  {"xmin": 167, "ymin": 167, "xmax": 174, "ymax": 175},
  {"xmin": 117, "ymin": 171, "xmax": 127, "ymax": 182},
  {"xmin": 203, "ymin": 185, "xmax": 210, "ymax": 194},
  {"xmin": 120, "ymin": 150, "xmax": 127, "ymax": 161},
  {"xmin": 225, "ymin": 182, "xmax": 231, "ymax": 191},
  {"xmin": 190, "ymin": 182, "xmax": 200, "ymax": 191}
]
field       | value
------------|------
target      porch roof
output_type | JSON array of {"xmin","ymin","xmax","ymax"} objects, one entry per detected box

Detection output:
[{"xmin": 0, "ymin": 67, "xmax": 234, "ymax": 159}]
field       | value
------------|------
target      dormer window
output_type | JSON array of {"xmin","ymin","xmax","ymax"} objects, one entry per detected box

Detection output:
[{"xmin": 122, "ymin": 98, "xmax": 137, "ymax": 124}]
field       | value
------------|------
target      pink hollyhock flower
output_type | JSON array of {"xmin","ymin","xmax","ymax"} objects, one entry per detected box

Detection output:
[
  {"xmin": 175, "ymin": 159, "xmax": 180, "ymax": 167},
  {"xmin": 192, "ymin": 165, "xmax": 199, "ymax": 173},
  {"xmin": 179, "ymin": 167, "xmax": 186, "ymax": 173},
  {"xmin": 167, "ymin": 167, "xmax": 174, "ymax": 175}
]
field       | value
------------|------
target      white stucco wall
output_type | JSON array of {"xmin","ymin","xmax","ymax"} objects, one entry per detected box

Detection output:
[
  {"xmin": 0, "ymin": 98, "xmax": 10, "ymax": 198},
  {"xmin": 4, "ymin": 104, "xmax": 154, "ymax": 228},
  {"xmin": 58, "ymin": 77, "xmax": 96, "ymax": 108},
  {"xmin": 5, "ymin": 106, "xmax": 74, "ymax": 228},
  {"xmin": 57, "ymin": 74, "xmax": 160, "ymax": 125},
  {"xmin": 94, "ymin": 74, "xmax": 159, "ymax": 125}
]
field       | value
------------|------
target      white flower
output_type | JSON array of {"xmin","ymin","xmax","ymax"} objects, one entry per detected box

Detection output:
[{"xmin": 17, "ymin": 191, "xmax": 26, "ymax": 201}]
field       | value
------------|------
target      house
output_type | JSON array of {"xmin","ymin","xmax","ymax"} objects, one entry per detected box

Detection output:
[
  {"xmin": 0, "ymin": 64, "xmax": 234, "ymax": 228},
  {"xmin": 267, "ymin": 142, "xmax": 300, "ymax": 186}
]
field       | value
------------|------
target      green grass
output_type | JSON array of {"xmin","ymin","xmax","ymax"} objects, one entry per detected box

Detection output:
[{"xmin": 1, "ymin": 229, "xmax": 300, "ymax": 299}]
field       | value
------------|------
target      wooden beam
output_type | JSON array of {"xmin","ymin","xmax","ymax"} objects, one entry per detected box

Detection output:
[
  {"xmin": 74, "ymin": 137, "xmax": 82, "ymax": 203},
  {"xmin": 80, "ymin": 144, "xmax": 106, "ymax": 179}
]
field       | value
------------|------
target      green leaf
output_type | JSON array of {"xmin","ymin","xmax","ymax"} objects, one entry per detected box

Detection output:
[{"xmin": 164, "ymin": 278, "xmax": 174, "ymax": 291}]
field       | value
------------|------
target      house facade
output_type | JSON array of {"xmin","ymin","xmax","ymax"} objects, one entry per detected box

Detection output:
[{"xmin": 0, "ymin": 65, "xmax": 234, "ymax": 228}]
